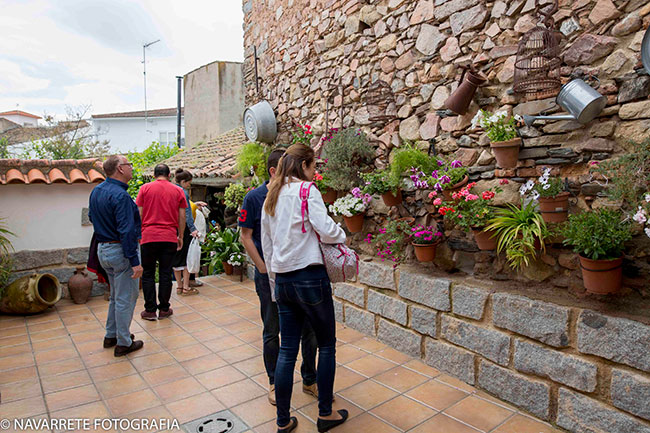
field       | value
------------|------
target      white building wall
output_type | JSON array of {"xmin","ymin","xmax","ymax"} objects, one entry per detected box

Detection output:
[
  {"xmin": 0, "ymin": 114, "xmax": 38, "ymax": 127},
  {"xmin": 0, "ymin": 184, "xmax": 96, "ymax": 251},
  {"xmin": 92, "ymin": 116, "xmax": 184, "ymax": 153}
]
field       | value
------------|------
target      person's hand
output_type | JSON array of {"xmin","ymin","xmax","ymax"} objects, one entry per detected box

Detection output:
[
  {"xmin": 177, "ymin": 236, "xmax": 183, "ymax": 251},
  {"xmin": 131, "ymin": 265, "xmax": 143, "ymax": 279},
  {"xmin": 258, "ymin": 263, "xmax": 268, "ymax": 274},
  {"xmin": 190, "ymin": 230, "xmax": 199, "ymax": 238},
  {"xmin": 195, "ymin": 201, "xmax": 207, "ymax": 208}
]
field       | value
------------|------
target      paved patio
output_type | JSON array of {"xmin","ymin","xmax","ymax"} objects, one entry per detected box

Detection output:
[{"xmin": 0, "ymin": 275, "xmax": 563, "ymax": 433}]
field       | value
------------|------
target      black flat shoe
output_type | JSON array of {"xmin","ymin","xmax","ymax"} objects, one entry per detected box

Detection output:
[
  {"xmin": 277, "ymin": 416, "xmax": 297, "ymax": 433},
  {"xmin": 317, "ymin": 409, "xmax": 348, "ymax": 432},
  {"xmin": 103, "ymin": 334, "xmax": 135, "ymax": 348}
]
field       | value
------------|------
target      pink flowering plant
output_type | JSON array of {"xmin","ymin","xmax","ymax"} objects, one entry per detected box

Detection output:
[
  {"xmin": 410, "ymin": 225, "xmax": 442, "ymax": 245},
  {"xmin": 436, "ymin": 182, "xmax": 503, "ymax": 232},
  {"xmin": 365, "ymin": 219, "xmax": 412, "ymax": 265},
  {"xmin": 329, "ymin": 187, "xmax": 372, "ymax": 217}
]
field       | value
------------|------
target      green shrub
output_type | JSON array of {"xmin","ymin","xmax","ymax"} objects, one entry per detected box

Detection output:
[
  {"xmin": 127, "ymin": 141, "xmax": 180, "ymax": 199},
  {"xmin": 561, "ymin": 209, "xmax": 631, "ymax": 260},
  {"xmin": 224, "ymin": 183, "xmax": 247, "ymax": 209},
  {"xmin": 389, "ymin": 144, "xmax": 438, "ymax": 183},
  {"xmin": 237, "ymin": 142, "xmax": 269, "ymax": 180},
  {"xmin": 361, "ymin": 170, "xmax": 401, "ymax": 195},
  {"xmin": 322, "ymin": 128, "xmax": 374, "ymax": 191}
]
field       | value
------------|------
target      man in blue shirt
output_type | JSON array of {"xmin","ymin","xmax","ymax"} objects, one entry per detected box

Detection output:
[
  {"xmin": 89, "ymin": 155, "xmax": 144, "ymax": 357},
  {"xmin": 239, "ymin": 148, "xmax": 318, "ymax": 406}
]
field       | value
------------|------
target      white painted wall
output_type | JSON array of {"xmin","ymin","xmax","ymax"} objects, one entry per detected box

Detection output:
[
  {"xmin": 92, "ymin": 116, "xmax": 184, "ymax": 153},
  {"xmin": 0, "ymin": 114, "xmax": 38, "ymax": 127},
  {"xmin": 0, "ymin": 184, "xmax": 96, "ymax": 251}
]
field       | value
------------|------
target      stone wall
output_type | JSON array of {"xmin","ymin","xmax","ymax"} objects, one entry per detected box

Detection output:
[{"xmin": 334, "ymin": 259, "xmax": 650, "ymax": 432}]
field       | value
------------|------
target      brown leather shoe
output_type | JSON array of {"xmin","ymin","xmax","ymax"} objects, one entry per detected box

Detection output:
[
  {"xmin": 158, "ymin": 308, "xmax": 173, "ymax": 319},
  {"xmin": 268, "ymin": 384, "xmax": 276, "ymax": 406},
  {"xmin": 302, "ymin": 383, "xmax": 335, "ymax": 401},
  {"xmin": 103, "ymin": 334, "xmax": 135, "ymax": 348},
  {"xmin": 114, "ymin": 340, "xmax": 144, "ymax": 357}
]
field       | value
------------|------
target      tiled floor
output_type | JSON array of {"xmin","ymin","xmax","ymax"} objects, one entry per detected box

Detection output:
[{"xmin": 0, "ymin": 275, "xmax": 564, "ymax": 433}]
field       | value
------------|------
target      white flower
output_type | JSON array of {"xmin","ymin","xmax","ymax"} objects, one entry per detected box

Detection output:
[
  {"xmin": 471, "ymin": 111, "xmax": 484, "ymax": 129},
  {"xmin": 542, "ymin": 167, "xmax": 551, "ymax": 176},
  {"xmin": 543, "ymin": 184, "xmax": 551, "ymax": 190},
  {"xmin": 210, "ymin": 251, "xmax": 216, "ymax": 257},
  {"xmin": 531, "ymin": 191, "xmax": 540, "ymax": 200},
  {"xmin": 633, "ymin": 207, "xmax": 647, "ymax": 224},
  {"xmin": 645, "ymin": 227, "xmax": 650, "ymax": 238},
  {"xmin": 525, "ymin": 179, "xmax": 535, "ymax": 190},
  {"xmin": 645, "ymin": 194, "xmax": 650, "ymax": 203},
  {"xmin": 519, "ymin": 185, "xmax": 529, "ymax": 196},
  {"xmin": 514, "ymin": 114, "xmax": 523, "ymax": 122}
]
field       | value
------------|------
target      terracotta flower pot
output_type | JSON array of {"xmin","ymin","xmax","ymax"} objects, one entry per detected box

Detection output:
[
  {"xmin": 201, "ymin": 265, "xmax": 209, "ymax": 276},
  {"xmin": 68, "ymin": 266, "xmax": 93, "ymax": 304},
  {"xmin": 412, "ymin": 242, "xmax": 439, "ymax": 262},
  {"xmin": 579, "ymin": 255, "xmax": 623, "ymax": 295},
  {"xmin": 381, "ymin": 190, "xmax": 402, "ymax": 207},
  {"xmin": 233, "ymin": 265, "xmax": 243, "ymax": 276},
  {"xmin": 343, "ymin": 213, "xmax": 365, "ymax": 233},
  {"xmin": 222, "ymin": 262, "xmax": 233, "ymax": 275},
  {"xmin": 472, "ymin": 228, "xmax": 498, "ymax": 251},
  {"xmin": 441, "ymin": 176, "xmax": 469, "ymax": 201},
  {"xmin": 538, "ymin": 192, "xmax": 570, "ymax": 223},
  {"xmin": 490, "ymin": 138, "xmax": 521, "ymax": 169},
  {"xmin": 322, "ymin": 189, "xmax": 338, "ymax": 204}
]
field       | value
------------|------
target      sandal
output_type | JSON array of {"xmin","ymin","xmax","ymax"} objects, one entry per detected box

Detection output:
[{"xmin": 180, "ymin": 288, "xmax": 199, "ymax": 296}]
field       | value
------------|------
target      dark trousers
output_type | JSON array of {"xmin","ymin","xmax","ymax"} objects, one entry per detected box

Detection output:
[
  {"xmin": 254, "ymin": 269, "xmax": 317, "ymax": 387},
  {"xmin": 274, "ymin": 274, "xmax": 337, "ymax": 427},
  {"xmin": 141, "ymin": 242, "xmax": 177, "ymax": 312}
]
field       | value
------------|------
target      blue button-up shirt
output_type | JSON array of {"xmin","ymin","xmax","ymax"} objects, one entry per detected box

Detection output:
[{"xmin": 89, "ymin": 178, "xmax": 142, "ymax": 266}]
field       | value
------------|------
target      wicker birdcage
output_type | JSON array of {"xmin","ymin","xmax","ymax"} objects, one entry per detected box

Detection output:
[{"xmin": 513, "ymin": 0, "xmax": 562, "ymax": 100}]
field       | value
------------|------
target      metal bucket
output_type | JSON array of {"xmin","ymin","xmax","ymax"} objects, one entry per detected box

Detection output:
[{"xmin": 243, "ymin": 100, "xmax": 277, "ymax": 143}]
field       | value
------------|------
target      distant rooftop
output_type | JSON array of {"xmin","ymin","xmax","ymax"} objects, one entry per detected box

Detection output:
[
  {"xmin": 91, "ymin": 107, "xmax": 184, "ymax": 119},
  {"xmin": 0, "ymin": 110, "xmax": 42, "ymax": 119}
]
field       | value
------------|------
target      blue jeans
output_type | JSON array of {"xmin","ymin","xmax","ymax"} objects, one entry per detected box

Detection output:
[
  {"xmin": 98, "ymin": 243, "xmax": 139, "ymax": 347},
  {"xmin": 275, "ymin": 275, "xmax": 337, "ymax": 427}
]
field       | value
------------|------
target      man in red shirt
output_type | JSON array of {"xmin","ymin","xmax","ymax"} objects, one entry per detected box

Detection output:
[{"xmin": 135, "ymin": 163, "xmax": 187, "ymax": 320}]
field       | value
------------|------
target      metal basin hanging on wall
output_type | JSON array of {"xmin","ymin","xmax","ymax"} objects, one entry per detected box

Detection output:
[
  {"xmin": 523, "ymin": 78, "xmax": 606, "ymax": 126},
  {"xmin": 243, "ymin": 100, "xmax": 277, "ymax": 143},
  {"xmin": 0, "ymin": 273, "xmax": 61, "ymax": 314}
]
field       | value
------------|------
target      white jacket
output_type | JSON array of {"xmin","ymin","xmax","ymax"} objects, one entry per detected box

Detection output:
[{"xmin": 261, "ymin": 179, "xmax": 346, "ymax": 277}]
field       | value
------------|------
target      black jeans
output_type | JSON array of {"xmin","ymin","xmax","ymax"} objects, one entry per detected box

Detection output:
[
  {"xmin": 274, "ymin": 270, "xmax": 337, "ymax": 427},
  {"xmin": 141, "ymin": 242, "xmax": 177, "ymax": 312},
  {"xmin": 254, "ymin": 269, "xmax": 317, "ymax": 387}
]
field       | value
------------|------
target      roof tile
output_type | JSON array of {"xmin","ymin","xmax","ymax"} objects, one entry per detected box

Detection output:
[{"xmin": 0, "ymin": 158, "xmax": 105, "ymax": 186}]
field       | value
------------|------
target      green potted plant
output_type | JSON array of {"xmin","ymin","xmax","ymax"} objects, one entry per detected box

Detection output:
[
  {"xmin": 321, "ymin": 128, "xmax": 374, "ymax": 192},
  {"xmin": 224, "ymin": 183, "xmax": 248, "ymax": 210},
  {"xmin": 430, "ymin": 159, "xmax": 469, "ymax": 201},
  {"xmin": 329, "ymin": 188, "xmax": 372, "ymax": 233},
  {"xmin": 485, "ymin": 201, "xmax": 549, "ymax": 271},
  {"xmin": 409, "ymin": 225, "xmax": 443, "ymax": 262},
  {"xmin": 227, "ymin": 252, "xmax": 246, "ymax": 276},
  {"xmin": 389, "ymin": 143, "xmax": 439, "ymax": 183},
  {"xmin": 473, "ymin": 110, "xmax": 520, "ymax": 169},
  {"xmin": 313, "ymin": 170, "xmax": 336, "ymax": 204},
  {"xmin": 436, "ymin": 181, "xmax": 503, "ymax": 250},
  {"xmin": 209, "ymin": 227, "xmax": 244, "ymax": 275},
  {"xmin": 236, "ymin": 142, "xmax": 269, "ymax": 181},
  {"xmin": 561, "ymin": 209, "xmax": 631, "ymax": 294},
  {"xmin": 361, "ymin": 169, "xmax": 402, "ymax": 207},
  {"xmin": 521, "ymin": 168, "xmax": 569, "ymax": 223}
]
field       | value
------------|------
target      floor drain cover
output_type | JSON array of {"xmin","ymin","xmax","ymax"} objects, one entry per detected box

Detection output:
[{"xmin": 181, "ymin": 410, "xmax": 248, "ymax": 433}]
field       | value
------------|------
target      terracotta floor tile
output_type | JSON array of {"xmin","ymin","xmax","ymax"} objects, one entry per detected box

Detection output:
[
  {"xmin": 195, "ymin": 365, "xmax": 246, "ymax": 390},
  {"xmin": 336, "ymin": 327, "xmax": 367, "ymax": 344},
  {"xmin": 436, "ymin": 374, "xmax": 477, "ymax": 393},
  {"xmin": 75, "ymin": 340, "xmax": 107, "ymax": 358},
  {"xmin": 352, "ymin": 337, "xmax": 387, "ymax": 353},
  {"xmin": 211, "ymin": 378, "xmax": 266, "ymax": 408},
  {"xmin": 34, "ymin": 346, "xmax": 80, "ymax": 365},
  {"xmin": 29, "ymin": 328, "xmax": 71, "ymax": 342},
  {"xmin": 203, "ymin": 335, "xmax": 247, "ymax": 353},
  {"xmin": 169, "ymin": 343, "xmax": 212, "ymax": 362},
  {"xmin": 403, "ymin": 359, "xmax": 441, "ymax": 378},
  {"xmin": 25, "ymin": 310, "xmax": 59, "ymax": 323},
  {"xmin": 148, "ymin": 325, "xmax": 187, "ymax": 339},
  {"xmin": 222, "ymin": 320, "xmax": 258, "ymax": 335},
  {"xmin": 372, "ymin": 395, "xmax": 437, "ymax": 431},
  {"xmin": 121, "ymin": 405, "xmax": 176, "ymax": 433},
  {"xmin": 61, "ymin": 313, "xmax": 98, "ymax": 326},
  {"xmin": 71, "ymin": 330, "xmax": 105, "ymax": 345},
  {"xmin": 66, "ymin": 321, "xmax": 104, "ymax": 335},
  {"xmin": 28, "ymin": 319, "xmax": 64, "ymax": 333},
  {"xmin": 375, "ymin": 347, "xmax": 413, "ymax": 365},
  {"xmin": 345, "ymin": 354, "xmax": 397, "ymax": 378},
  {"xmin": 474, "ymin": 390, "xmax": 521, "ymax": 412},
  {"xmin": 32, "ymin": 336, "xmax": 73, "ymax": 352},
  {"xmin": 409, "ymin": 413, "xmax": 481, "ymax": 433},
  {"xmin": 142, "ymin": 363, "xmax": 190, "ymax": 387},
  {"xmin": 96, "ymin": 373, "xmax": 148, "ymax": 399},
  {"xmin": 374, "ymin": 366, "xmax": 429, "ymax": 393},
  {"xmin": 41, "ymin": 369, "xmax": 92, "ymax": 394},
  {"xmin": 211, "ymin": 312, "xmax": 243, "ymax": 326},
  {"xmin": 406, "ymin": 380, "xmax": 469, "ymax": 411},
  {"xmin": 38, "ymin": 357, "xmax": 85, "ymax": 377},
  {"xmin": 218, "ymin": 344, "xmax": 260, "ymax": 364},
  {"xmin": 329, "ymin": 412, "xmax": 399, "ymax": 433},
  {"xmin": 171, "ymin": 312, "xmax": 203, "ymax": 325},
  {"xmin": 288, "ymin": 381, "xmax": 321, "ymax": 409},
  {"xmin": 234, "ymin": 328, "xmax": 262, "ymax": 344},
  {"xmin": 0, "ymin": 333, "xmax": 30, "ymax": 347},
  {"xmin": 338, "ymin": 380, "xmax": 398, "ymax": 410},
  {"xmin": 45, "ymin": 384, "xmax": 101, "ymax": 412},
  {"xmin": 127, "ymin": 339, "xmax": 164, "ymax": 358},
  {"xmin": 181, "ymin": 353, "xmax": 227, "ymax": 375},
  {"xmin": 82, "ymin": 349, "xmax": 123, "ymax": 368},
  {"xmin": 1, "ymin": 342, "xmax": 31, "ymax": 357},
  {"xmin": 0, "ymin": 395, "xmax": 47, "ymax": 418},
  {"xmin": 165, "ymin": 392, "xmax": 224, "ymax": 425},
  {"xmin": 0, "ymin": 324, "xmax": 27, "ymax": 338},
  {"xmin": 231, "ymin": 395, "xmax": 277, "ymax": 428},
  {"xmin": 444, "ymin": 395, "xmax": 514, "ymax": 431},
  {"xmin": 0, "ymin": 352, "xmax": 34, "ymax": 371},
  {"xmin": 89, "ymin": 360, "xmax": 138, "ymax": 382},
  {"xmin": 49, "ymin": 400, "xmax": 111, "ymax": 423},
  {"xmin": 0, "ymin": 378, "xmax": 42, "ymax": 402},
  {"xmin": 336, "ymin": 344, "xmax": 371, "ymax": 364},
  {"xmin": 491, "ymin": 414, "xmax": 564, "ymax": 433},
  {"xmin": 180, "ymin": 319, "xmax": 216, "ymax": 333},
  {"xmin": 190, "ymin": 326, "xmax": 230, "ymax": 343},
  {"xmin": 153, "ymin": 376, "xmax": 205, "ymax": 404},
  {"xmin": 333, "ymin": 366, "xmax": 366, "ymax": 393},
  {"xmin": 106, "ymin": 388, "xmax": 161, "ymax": 417},
  {"xmin": 298, "ymin": 396, "xmax": 364, "ymax": 424},
  {"xmin": 232, "ymin": 355, "xmax": 266, "ymax": 377},
  {"xmin": 130, "ymin": 351, "xmax": 177, "ymax": 372},
  {"xmin": 158, "ymin": 333, "xmax": 198, "ymax": 350}
]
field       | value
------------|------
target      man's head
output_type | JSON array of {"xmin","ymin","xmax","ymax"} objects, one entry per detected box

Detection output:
[
  {"xmin": 154, "ymin": 163, "xmax": 170, "ymax": 178},
  {"xmin": 267, "ymin": 148, "xmax": 286, "ymax": 179},
  {"xmin": 103, "ymin": 155, "xmax": 133, "ymax": 183}
]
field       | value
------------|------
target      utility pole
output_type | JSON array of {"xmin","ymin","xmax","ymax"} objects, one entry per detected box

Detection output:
[
  {"xmin": 176, "ymin": 76, "xmax": 182, "ymax": 149},
  {"xmin": 142, "ymin": 39, "xmax": 160, "ymax": 133}
]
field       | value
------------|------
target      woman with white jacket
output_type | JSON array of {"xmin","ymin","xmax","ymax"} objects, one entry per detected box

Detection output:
[{"xmin": 261, "ymin": 144, "xmax": 349, "ymax": 433}]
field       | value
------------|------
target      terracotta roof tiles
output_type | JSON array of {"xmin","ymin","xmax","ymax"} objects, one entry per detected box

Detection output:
[
  {"xmin": 92, "ymin": 107, "xmax": 183, "ymax": 119},
  {"xmin": 0, "ymin": 158, "xmax": 105, "ymax": 185}
]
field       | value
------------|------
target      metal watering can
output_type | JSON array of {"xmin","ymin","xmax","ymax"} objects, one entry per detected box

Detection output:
[{"xmin": 522, "ymin": 78, "xmax": 606, "ymax": 126}]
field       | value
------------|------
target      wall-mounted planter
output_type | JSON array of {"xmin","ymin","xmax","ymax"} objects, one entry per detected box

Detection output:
[
  {"xmin": 381, "ymin": 190, "xmax": 402, "ymax": 207},
  {"xmin": 538, "ymin": 192, "xmax": 570, "ymax": 223},
  {"xmin": 442, "ymin": 176, "xmax": 469, "ymax": 201},
  {"xmin": 412, "ymin": 242, "xmax": 439, "ymax": 262},
  {"xmin": 490, "ymin": 138, "xmax": 521, "ymax": 169},
  {"xmin": 579, "ymin": 255, "xmax": 623, "ymax": 295},
  {"xmin": 343, "ymin": 213, "xmax": 365, "ymax": 233},
  {"xmin": 472, "ymin": 228, "xmax": 498, "ymax": 251}
]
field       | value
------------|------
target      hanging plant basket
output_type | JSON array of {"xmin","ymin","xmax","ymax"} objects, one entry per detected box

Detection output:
[
  {"xmin": 343, "ymin": 213, "xmax": 365, "ymax": 233},
  {"xmin": 538, "ymin": 192, "xmax": 570, "ymax": 223},
  {"xmin": 442, "ymin": 176, "xmax": 469, "ymax": 201},
  {"xmin": 381, "ymin": 190, "xmax": 402, "ymax": 207},
  {"xmin": 472, "ymin": 228, "xmax": 498, "ymax": 251},
  {"xmin": 491, "ymin": 138, "xmax": 522, "ymax": 168},
  {"xmin": 579, "ymin": 255, "xmax": 623, "ymax": 295}
]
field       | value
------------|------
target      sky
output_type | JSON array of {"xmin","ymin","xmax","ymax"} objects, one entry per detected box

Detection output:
[{"xmin": 0, "ymin": 0, "xmax": 244, "ymax": 120}]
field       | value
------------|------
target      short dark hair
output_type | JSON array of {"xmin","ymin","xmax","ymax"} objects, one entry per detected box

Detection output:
[
  {"xmin": 267, "ymin": 148, "xmax": 286, "ymax": 177},
  {"xmin": 154, "ymin": 163, "xmax": 170, "ymax": 177},
  {"xmin": 175, "ymin": 168, "xmax": 192, "ymax": 183},
  {"xmin": 103, "ymin": 155, "xmax": 121, "ymax": 176}
]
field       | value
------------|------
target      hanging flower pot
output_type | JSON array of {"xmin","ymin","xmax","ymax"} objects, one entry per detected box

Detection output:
[
  {"xmin": 343, "ymin": 213, "xmax": 365, "ymax": 233},
  {"xmin": 538, "ymin": 192, "xmax": 570, "ymax": 223},
  {"xmin": 490, "ymin": 138, "xmax": 522, "ymax": 168},
  {"xmin": 412, "ymin": 242, "xmax": 439, "ymax": 262},
  {"xmin": 441, "ymin": 176, "xmax": 469, "ymax": 201},
  {"xmin": 472, "ymin": 228, "xmax": 498, "ymax": 251},
  {"xmin": 579, "ymin": 255, "xmax": 623, "ymax": 295},
  {"xmin": 381, "ymin": 190, "xmax": 402, "ymax": 207},
  {"xmin": 222, "ymin": 261, "xmax": 233, "ymax": 275},
  {"xmin": 321, "ymin": 189, "xmax": 338, "ymax": 205}
]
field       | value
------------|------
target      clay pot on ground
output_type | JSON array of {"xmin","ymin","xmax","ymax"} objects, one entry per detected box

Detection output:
[
  {"xmin": 441, "ymin": 176, "xmax": 469, "ymax": 201},
  {"xmin": 412, "ymin": 242, "xmax": 440, "ymax": 262},
  {"xmin": 0, "ymin": 273, "xmax": 61, "ymax": 314},
  {"xmin": 343, "ymin": 213, "xmax": 365, "ymax": 233},
  {"xmin": 381, "ymin": 190, "xmax": 402, "ymax": 207},
  {"xmin": 201, "ymin": 265, "xmax": 209, "ymax": 276},
  {"xmin": 68, "ymin": 266, "xmax": 93, "ymax": 304},
  {"xmin": 222, "ymin": 262, "xmax": 233, "ymax": 275},
  {"xmin": 490, "ymin": 138, "xmax": 522, "ymax": 169},
  {"xmin": 472, "ymin": 228, "xmax": 498, "ymax": 251},
  {"xmin": 579, "ymin": 255, "xmax": 623, "ymax": 295},
  {"xmin": 538, "ymin": 192, "xmax": 570, "ymax": 223},
  {"xmin": 322, "ymin": 189, "xmax": 338, "ymax": 205}
]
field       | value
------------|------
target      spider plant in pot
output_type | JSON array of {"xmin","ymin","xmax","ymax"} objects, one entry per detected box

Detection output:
[
  {"xmin": 361, "ymin": 169, "xmax": 403, "ymax": 207},
  {"xmin": 409, "ymin": 225, "xmax": 443, "ymax": 262},
  {"xmin": 485, "ymin": 201, "xmax": 550, "ymax": 271},
  {"xmin": 329, "ymin": 188, "xmax": 372, "ymax": 233},
  {"xmin": 521, "ymin": 168, "xmax": 570, "ymax": 223},
  {"xmin": 560, "ymin": 209, "xmax": 631, "ymax": 295},
  {"xmin": 473, "ymin": 110, "xmax": 521, "ymax": 169}
]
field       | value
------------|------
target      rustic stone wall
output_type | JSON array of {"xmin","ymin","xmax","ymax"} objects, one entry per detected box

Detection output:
[{"xmin": 334, "ymin": 259, "xmax": 650, "ymax": 432}]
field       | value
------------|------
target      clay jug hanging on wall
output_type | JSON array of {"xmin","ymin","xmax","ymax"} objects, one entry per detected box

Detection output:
[{"xmin": 445, "ymin": 65, "xmax": 487, "ymax": 115}]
